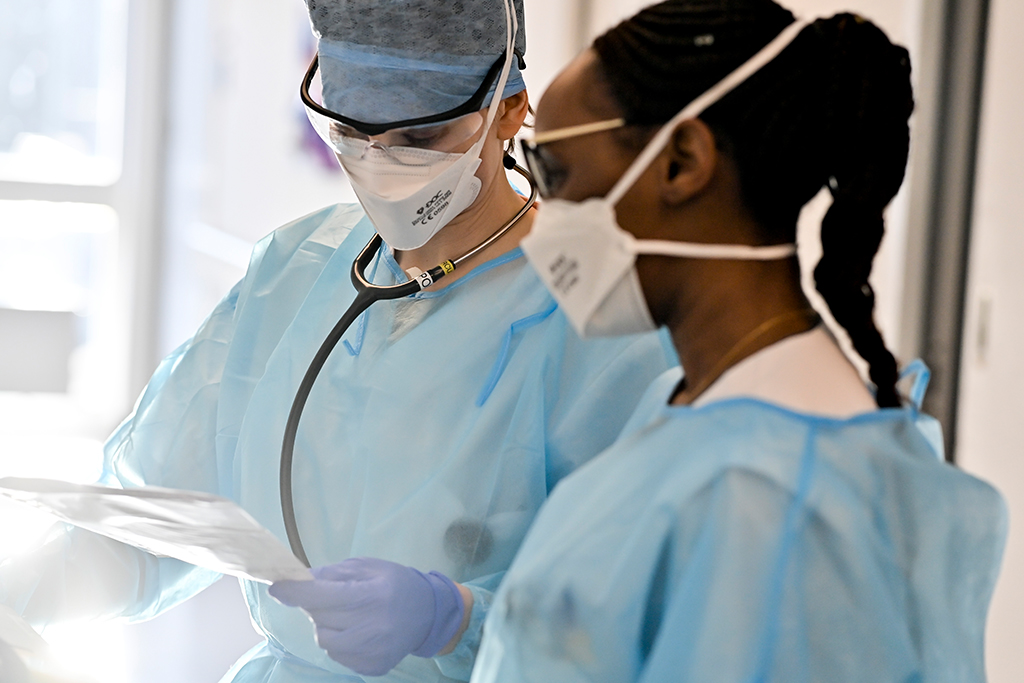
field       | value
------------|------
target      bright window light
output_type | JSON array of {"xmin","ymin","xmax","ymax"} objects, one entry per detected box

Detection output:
[
  {"xmin": 0, "ymin": 200, "xmax": 117, "ymax": 313},
  {"xmin": 43, "ymin": 620, "xmax": 128, "ymax": 683},
  {"xmin": 0, "ymin": 0, "xmax": 128, "ymax": 185}
]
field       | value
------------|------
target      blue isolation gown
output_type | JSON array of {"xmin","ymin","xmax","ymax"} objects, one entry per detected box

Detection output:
[
  {"xmin": 471, "ymin": 368, "xmax": 1007, "ymax": 683},
  {"xmin": 0, "ymin": 204, "xmax": 672, "ymax": 683}
]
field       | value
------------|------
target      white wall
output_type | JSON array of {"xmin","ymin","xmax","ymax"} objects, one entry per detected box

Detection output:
[{"xmin": 957, "ymin": 0, "xmax": 1024, "ymax": 679}]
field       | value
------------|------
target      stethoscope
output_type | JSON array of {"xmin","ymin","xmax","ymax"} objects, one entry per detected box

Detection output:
[{"xmin": 280, "ymin": 158, "xmax": 538, "ymax": 567}]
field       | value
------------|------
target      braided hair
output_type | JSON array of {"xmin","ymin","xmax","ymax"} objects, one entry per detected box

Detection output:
[{"xmin": 593, "ymin": 0, "xmax": 914, "ymax": 408}]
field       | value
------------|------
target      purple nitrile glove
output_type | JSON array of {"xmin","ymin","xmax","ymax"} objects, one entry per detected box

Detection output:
[{"xmin": 268, "ymin": 557, "xmax": 464, "ymax": 676}]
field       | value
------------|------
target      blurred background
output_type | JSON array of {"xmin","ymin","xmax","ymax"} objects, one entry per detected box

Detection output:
[{"xmin": 0, "ymin": 0, "xmax": 1019, "ymax": 681}]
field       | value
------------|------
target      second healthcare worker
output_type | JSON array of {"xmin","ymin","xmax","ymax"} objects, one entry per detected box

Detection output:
[
  {"xmin": 471, "ymin": 1, "xmax": 1007, "ymax": 681},
  {"xmin": 0, "ymin": 1, "xmax": 670, "ymax": 681}
]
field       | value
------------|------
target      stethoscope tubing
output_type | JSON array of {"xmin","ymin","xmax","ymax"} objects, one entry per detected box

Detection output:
[
  {"xmin": 280, "ymin": 162, "xmax": 536, "ymax": 567},
  {"xmin": 280, "ymin": 235, "xmax": 418, "ymax": 567}
]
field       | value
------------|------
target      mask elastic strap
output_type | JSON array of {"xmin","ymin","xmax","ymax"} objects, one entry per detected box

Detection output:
[
  {"xmin": 605, "ymin": 17, "xmax": 813, "ymax": 207},
  {"xmin": 632, "ymin": 238, "xmax": 797, "ymax": 260},
  {"xmin": 470, "ymin": 0, "xmax": 517, "ymax": 156}
]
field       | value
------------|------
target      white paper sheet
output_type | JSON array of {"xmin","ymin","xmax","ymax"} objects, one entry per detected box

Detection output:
[{"xmin": 0, "ymin": 478, "xmax": 311, "ymax": 584}]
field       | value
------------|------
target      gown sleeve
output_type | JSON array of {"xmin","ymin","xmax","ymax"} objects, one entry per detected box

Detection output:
[
  {"xmin": 637, "ymin": 466, "xmax": 922, "ymax": 683},
  {"xmin": 434, "ymin": 572, "xmax": 501, "ymax": 680},
  {"xmin": 0, "ymin": 281, "xmax": 244, "ymax": 628}
]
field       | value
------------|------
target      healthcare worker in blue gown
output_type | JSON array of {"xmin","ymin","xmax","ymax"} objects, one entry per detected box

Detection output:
[
  {"xmin": 470, "ymin": 2, "xmax": 1007, "ymax": 682},
  {"xmin": 0, "ymin": 1, "xmax": 671, "ymax": 681}
]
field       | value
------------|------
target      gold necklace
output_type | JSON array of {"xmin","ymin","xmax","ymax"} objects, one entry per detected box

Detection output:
[{"xmin": 673, "ymin": 308, "xmax": 821, "ymax": 405}]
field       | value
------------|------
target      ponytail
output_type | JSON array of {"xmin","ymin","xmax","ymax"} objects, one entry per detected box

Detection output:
[{"xmin": 812, "ymin": 14, "xmax": 913, "ymax": 407}]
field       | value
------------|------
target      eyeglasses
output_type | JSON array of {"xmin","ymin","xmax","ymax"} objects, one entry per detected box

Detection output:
[
  {"xmin": 519, "ymin": 118, "xmax": 626, "ymax": 197},
  {"xmin": 319, "ymin": 113, "xmax": 486, "ymax": 159},
  {"xmin": 300, "ymin": 53, "xmax": 503, "ymax": 156}
]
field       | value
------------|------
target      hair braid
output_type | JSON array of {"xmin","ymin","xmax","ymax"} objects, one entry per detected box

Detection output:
[
  {"xmin": 812, "ymin": 15, "xmax": 913, "ymax": 408},
  {"xmin": 593, "ymin": 1, "xmax": 914, "ymax": 408}
]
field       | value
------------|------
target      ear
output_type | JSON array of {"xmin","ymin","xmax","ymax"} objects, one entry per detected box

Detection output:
[
  {"xmin": 495, "ymin": 90, "xmax": 530, "ymax": 141},
  {"xmin": 659, "ymin": 118, "xmax": 718, "ymax": 205}
]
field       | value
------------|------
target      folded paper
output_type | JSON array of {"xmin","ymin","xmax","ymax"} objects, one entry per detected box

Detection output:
[{"xmin": 0, "ymin": 478, "xmax": 311, "ymax": 584}]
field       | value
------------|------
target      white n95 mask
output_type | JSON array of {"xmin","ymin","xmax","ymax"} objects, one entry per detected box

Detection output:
[
  {"xmin": 520, "ymin": 18, "xmax": 811, "ymax": 338},
  {"xmin": 337, "ymin": 139, "xmax": 485, "ymax": 251}
]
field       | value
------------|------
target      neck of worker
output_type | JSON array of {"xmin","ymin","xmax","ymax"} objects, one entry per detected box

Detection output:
[{"xmin": 638, "ymin": 207, "xmax": 811, "ymax": 398}]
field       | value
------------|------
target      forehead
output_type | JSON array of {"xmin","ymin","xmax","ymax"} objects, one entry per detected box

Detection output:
[{"xmin": 535, "ymin": 49, "xmax": 623, "ymax": 132}]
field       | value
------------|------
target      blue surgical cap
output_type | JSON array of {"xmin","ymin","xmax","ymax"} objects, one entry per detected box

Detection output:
[{"xmin": 305, "ymin": 0, "xmax": 527, "ymax": 125}]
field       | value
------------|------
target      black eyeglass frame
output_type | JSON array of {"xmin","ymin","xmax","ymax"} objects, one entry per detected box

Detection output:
[
  {"xmin": 301, "ymin": 50, "xmax": 525, "ymax": 137},
  {"xmin": 519, "ymin": 139, "xmax": 554, "ymax": 198}
]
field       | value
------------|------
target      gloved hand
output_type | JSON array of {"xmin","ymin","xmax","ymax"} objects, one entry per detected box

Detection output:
[{"xmin": 268, "ymin": 557, "xmax": 465, "ymax": 676}]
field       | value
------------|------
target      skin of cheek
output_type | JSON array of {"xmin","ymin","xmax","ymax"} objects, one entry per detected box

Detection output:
[
  {"xmin": 544, "ymin": 131, "xmax": 638, "ymax": 202},
  {"xmin": 616, "ymin": 167, "xmax": 692, "ymax": 324}
]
